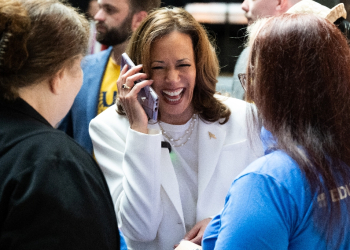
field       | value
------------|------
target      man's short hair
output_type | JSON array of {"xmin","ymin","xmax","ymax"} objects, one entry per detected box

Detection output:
[{"xmin": 129, "ymin": 0, "xmax": 161, "ymax": 13}]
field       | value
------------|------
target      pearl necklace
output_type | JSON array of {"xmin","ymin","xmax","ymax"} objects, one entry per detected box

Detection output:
[{"xmin": 158, "ymin": 114, "xmax": 197, "ymax": 147}]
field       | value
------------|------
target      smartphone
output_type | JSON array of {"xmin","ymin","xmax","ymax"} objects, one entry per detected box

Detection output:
[{"xmin": 121, "ymin": 53, "xmax": 159, "ymax": 120}]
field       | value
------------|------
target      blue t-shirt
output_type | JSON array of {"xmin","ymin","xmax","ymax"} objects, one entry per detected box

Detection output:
[
  {"xmin": 202, "ymin": 149, "xmax": 350, "ymax": 249},
  {"xmin": 120, "ymin": 230, "xmax": 127, "ymax": 250}
]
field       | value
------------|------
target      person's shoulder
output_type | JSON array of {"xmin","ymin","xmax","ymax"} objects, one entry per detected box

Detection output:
[
  {"xmin": 241, "ymin": 150, "xmax": 296, "ymax": 173},
  {"xmin": 81, "ymin": 48, "xmax": 112, "ymax": 68},
  {"xmin": 235, "ymin": 46, "xmax": 250, "ymax": 65},
  {"xmin": 92, "ymin": 104, "xmax": 125, "ymax": 123},
  {"xmin": 240, "ymin": 46, "xmax": 250, "ymax": 57},
  {"xmin": 89, "ymin": 104, "xmax": 129, "ymax": 133},
  {"xmin": 221, "ymin": 95, "xmax": 247, "ymax": 110},
  {"xmin": 3, "ymin": 128, "xmax": 98, "ymax": 178},
  {"xmin": 35, "ymin": 131, "xmax": 103, "ymax": 176},
  {"xmin": 84, "ymin": 47, "xmax": 112, "ymax": 61},
  {"xmin": 215, "ymin": 95, "xmax": 250, "ymax": 122},
  {"xmin": 238, "ymin": 150, "xmax": 306, "ymax": 192},
  {"xmin": 33, "ymin": 129, "xmax": 93, "ymax": 159}
]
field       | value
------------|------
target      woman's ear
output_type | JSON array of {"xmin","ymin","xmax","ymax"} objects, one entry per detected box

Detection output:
[{"xmin": 49, "ymin": 67, "xmax": 66, "ymax": 95}]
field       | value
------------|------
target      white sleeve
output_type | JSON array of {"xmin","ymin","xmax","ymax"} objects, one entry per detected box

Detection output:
[{"xmin": 89, "ymin": 113, "xmax": 164, "ymax": 242}]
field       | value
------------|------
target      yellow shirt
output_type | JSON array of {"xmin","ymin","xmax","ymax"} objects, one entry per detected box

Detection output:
[{"xmin": 97, "ymin": 57, "xmax": 120, "ymax": 115}]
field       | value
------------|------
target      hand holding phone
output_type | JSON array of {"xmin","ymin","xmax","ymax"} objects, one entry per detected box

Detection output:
[{"xmin": 121, "ymin": 53, "xmax": 159, "ymax": 120}]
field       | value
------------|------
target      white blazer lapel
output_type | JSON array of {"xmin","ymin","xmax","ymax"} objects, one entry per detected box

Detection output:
[
  {"xmin": 197, "ymin": 121, "xmax": 226, "ymax": 196},
  {"xmin": 160, "ymin": 148, "xmax": 185, "ymax": 227},
  {"xmin": 148, "ymin": 123, "xmax": 185, "ymax": 226}
]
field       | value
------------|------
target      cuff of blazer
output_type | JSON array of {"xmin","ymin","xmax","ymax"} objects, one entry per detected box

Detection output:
[{"xmin": 118, "ymin": 127, "xmax": 164, "ymax": 241}]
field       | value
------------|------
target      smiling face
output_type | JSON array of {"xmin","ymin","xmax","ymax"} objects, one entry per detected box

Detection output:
[{"xmin": 150, "ymin": 31, "xmax": 196, "ymax": 125}]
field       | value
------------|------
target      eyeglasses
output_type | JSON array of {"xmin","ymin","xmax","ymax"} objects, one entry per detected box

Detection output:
[{"xmin": 238, "ymin": 73, "xmax": 248, "ymax": 91}]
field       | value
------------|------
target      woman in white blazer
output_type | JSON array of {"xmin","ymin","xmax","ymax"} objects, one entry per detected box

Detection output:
[{"xmin": 89, "ymin": 7, "xmax": 263, "ymax": 250}]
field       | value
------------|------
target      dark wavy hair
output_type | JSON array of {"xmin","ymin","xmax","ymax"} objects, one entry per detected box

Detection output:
[
  {"xmin": 0, "ymin": 0, "xmax": 89, "ymax": 100},
  {"xmin": 117, "ymin": 7, "xmax": 231, "ymax": 124},
  {"xmin": 247, "ymin": 13, "xmax": 350, "ymax": 243}
]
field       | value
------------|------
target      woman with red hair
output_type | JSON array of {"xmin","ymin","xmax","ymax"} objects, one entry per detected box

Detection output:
[{"xmin": 203, "ymin": 13, "xmax": 350, "ymax": 249}]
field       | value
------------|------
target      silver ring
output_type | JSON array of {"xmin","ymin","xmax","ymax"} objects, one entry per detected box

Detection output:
[{"xmin": 122, "ymin": 84, "xmax": 131, "ymax": 90}]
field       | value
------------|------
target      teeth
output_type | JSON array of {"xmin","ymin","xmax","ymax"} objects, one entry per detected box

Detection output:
[
  {"xmin": 165, "ymin": 95, "xmax": 181, "ymax": 102},
  {"xmin": 163, "ymin": 88, "xmax": 183, "ymax": 96}
]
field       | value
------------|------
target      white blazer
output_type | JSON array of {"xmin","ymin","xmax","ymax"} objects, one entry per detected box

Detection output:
[{"xmin": 89, "ymin": 97, "xmax": 263, "ymax": 250}]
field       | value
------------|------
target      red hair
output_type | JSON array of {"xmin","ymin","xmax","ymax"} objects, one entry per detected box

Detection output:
[{"xmin": 247, "ymin": 13, "xmax": 350, "ymax": 243}]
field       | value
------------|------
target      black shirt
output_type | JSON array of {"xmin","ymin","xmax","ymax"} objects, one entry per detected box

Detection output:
[{"xmin": 0, "ymin": 98, "xmax": 120, "ymax": 249}]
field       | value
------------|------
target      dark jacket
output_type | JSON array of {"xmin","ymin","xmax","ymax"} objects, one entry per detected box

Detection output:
[{"xmin": 0, "ymin": 98, "xmax": 120, "ymax": 250}]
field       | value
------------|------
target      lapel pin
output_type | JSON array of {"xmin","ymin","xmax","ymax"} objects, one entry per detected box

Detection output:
[{"xmin": 209, "ymin": 132, "xmax": 216, "ymax": 139}]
